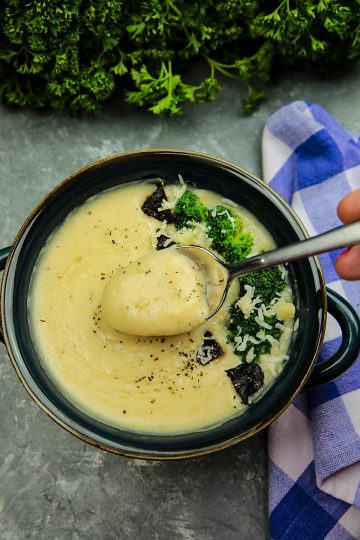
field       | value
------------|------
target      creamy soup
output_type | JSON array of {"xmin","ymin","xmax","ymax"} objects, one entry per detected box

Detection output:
[{"xmin": 29, "ymin": 181, "xmax": 295, "ymax": 434}]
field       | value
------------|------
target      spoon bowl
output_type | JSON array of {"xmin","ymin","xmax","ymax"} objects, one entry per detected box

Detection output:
[{"xmin": 177, "ymin": 220, "xmax": 360, "ymax": 318}]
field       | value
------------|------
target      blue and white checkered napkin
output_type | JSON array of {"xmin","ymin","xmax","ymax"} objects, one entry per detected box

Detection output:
[{"xmin": 263, "ymin": 101, "xmax": 360, "ymax": 539}]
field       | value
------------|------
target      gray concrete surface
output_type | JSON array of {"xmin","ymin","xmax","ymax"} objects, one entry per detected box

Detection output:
[{"xmin": 1, "ymin": 66, "xmax": 360, "ymax": 540}]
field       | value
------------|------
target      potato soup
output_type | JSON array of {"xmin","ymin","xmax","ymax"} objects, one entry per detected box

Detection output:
[{"xmin": 28, "ymin": 181, "xmax": 295, "ymax": 434}]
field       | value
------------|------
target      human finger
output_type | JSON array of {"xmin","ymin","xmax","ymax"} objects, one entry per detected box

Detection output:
[
  {"xmin": 335, "ymin": 244, "xmax": 360, "ymax": 280},
  {"xmin": 337, "ymin": 188, "xmax": 360, "ymax": 224}
]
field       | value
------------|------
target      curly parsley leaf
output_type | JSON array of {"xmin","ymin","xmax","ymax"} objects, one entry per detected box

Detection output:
[{"xmin": 0, "ymin": 0, "xmax": 359, "ymax": 114}]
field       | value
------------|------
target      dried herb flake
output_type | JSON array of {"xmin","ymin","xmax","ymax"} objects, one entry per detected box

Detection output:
[
  {"xmin": 141, "ymin": 183, "xmax": 175, "ymax": 223},
  {"xmin": 196, "ymin": 331, "xmax": 223, "ymax": 365},
  {"xmin": 226, "ymin": 362, "xmax": 264, "ymax": 405}
]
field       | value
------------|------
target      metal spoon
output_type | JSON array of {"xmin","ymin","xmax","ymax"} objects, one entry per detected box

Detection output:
[{"xmin": 176, "ymin": 221, "xmax": 360, "ymax": 319}]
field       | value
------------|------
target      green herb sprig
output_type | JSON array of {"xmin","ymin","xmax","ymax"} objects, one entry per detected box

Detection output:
[{"xmin": 1, "ymin": 0, "xmax": 359, "ymax": 115}]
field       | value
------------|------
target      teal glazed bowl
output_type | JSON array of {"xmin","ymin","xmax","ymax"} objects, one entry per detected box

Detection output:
[{"xmin": 1, "ymin": 149, "xmax": 359, "ymax": 459}]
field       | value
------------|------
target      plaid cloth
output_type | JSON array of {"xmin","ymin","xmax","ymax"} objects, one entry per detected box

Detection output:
[{"xmin": 263, "ymin": 101, "xmax": 360, "ymax": 540}]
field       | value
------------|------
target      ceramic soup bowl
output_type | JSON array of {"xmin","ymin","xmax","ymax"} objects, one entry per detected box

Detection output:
[{"xmin": 1, "ymin": 149, "xmax": 359, "ymax": 459}]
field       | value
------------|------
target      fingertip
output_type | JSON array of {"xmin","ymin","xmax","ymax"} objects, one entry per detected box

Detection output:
[
  {"xmin": 337, "ymin": 189, "xmax": 360, "ymax": 224},
  {"xmin": 335, "ymin": 245, "xmax": 360, "ymax": 281}
]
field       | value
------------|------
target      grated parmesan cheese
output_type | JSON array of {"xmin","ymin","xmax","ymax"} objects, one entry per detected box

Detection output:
[
  {"xmin": 256, "ymin": 329, "xmax": 266, "ymax": 340},
  {"xmin": 280, "ymin": 265, "xmax": 288, "ymax": 280},
  {"xmin": 261, "ymin": 303, "xmax": 275, "ymax": 317},
  {"xmin": 235, "ymin": 333, "xmax": 250, "ymax": 352},
  {"xmin": 254, "ymin": 316, "xmax": 273, "ymax": 330},
  {"xmin": 197, "ymin": 346, "xmax": 213, "ymax": 365},
  {"xmin": 158, "ymin": 183, "xmax": 187, "ymax": 211},
  {"xmin": 157, "ymin": 174, "xmax": 187, "ymax": 211},
  {"xmin": 264, "ymin": 334, "xmax": 280, "ymax": 347},
  {"xmin": 210, "ymin": 207, "xmax": 235, "ymax": 226},
  {"xmin": 149, "ymin": 221, "xmax": 169, "ymax": 249},
  {"xmin": 178, "ymin": 174, "xmax": 185, "ymax": 186},
  {"xmin": 275, "ymin": 322, "xmax": 288, "ymax": 331},
  {"xmin": 236, "ymin": 284, "xmax": 260, "ymax": 318},
  {"xmin": 234, "ymin": 335, "xmax": 243, "ymax": 347},
  {"xmin": 246, "ymin": 347, "xmax": 255, "ymax": 362}
]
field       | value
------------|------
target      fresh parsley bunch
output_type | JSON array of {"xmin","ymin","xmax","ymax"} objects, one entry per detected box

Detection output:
[{"xmin": 0, "ymin": 0, "xmax": 359, "ymax": 116}]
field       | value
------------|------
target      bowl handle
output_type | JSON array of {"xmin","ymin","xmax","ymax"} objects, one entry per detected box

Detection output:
[
  {"xmin": 306, "ymin": 287, "xmax": 360, "ymax": 388},
  {"xmin": 0, "ymin": 246, "xmax": 11, "ymax": 344}
]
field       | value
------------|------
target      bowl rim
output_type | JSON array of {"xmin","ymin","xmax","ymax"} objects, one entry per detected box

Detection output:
[{"xmin": 0, "ymin": 148, "xmax": 327, "ymax": 459}]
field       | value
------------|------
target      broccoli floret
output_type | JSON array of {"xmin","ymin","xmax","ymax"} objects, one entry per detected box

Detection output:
[
  {"xmin": 216, "ymin": 233, "xmax": 254, "ymax": 264},
  {"xmin": 173, "ymin": 196, "xmax": 254, "ymax": 262},
  {"xmin": 227, "ymin": 306, "xmax": 282, "ymax": 362},
  {"xmin": 173, "ymin": 190, "xmax": 209, "ymax": 230},
  {"xmin": 227, "ymin": 265, "xmax": 288, "ymax": 360},
  {"xmin": 206, "ymin": 205, "xmax": 253, "ymax": 263},
  {"xmin": 241, "ymin": 266, "xmax": 286, "ymax": 305},
  {"xmin": 227, "ymin": 304, "xmax": 259, "ymax": 340},
  {"xmin": 206, "ymin": 205, "xmax": 243, "ymax": 241}
]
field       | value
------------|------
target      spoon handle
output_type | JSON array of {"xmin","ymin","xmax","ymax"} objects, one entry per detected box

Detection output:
[{"xmin": 228, "ymin": 221, "xmax": 360, "ymax": 280}]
